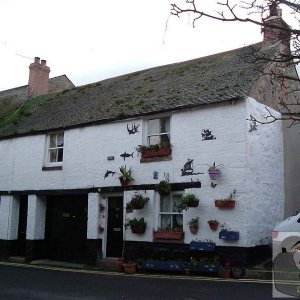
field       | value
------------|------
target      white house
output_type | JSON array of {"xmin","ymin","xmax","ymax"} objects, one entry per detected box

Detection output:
[{"xmin": 0, "ymin": 8, "xmax": 299, "ymax": 268}]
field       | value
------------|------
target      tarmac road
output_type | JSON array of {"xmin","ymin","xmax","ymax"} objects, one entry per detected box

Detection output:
[{"xmin": 0, "ymin": 262, "xmax": 274, "ymax": 300}]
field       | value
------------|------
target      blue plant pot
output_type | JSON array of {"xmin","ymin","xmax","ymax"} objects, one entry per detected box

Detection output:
[
  {"xmin": 142, "ymin": 260, "xmax": 186, "ymax": 272},
  {"xmin": 219, "ymin": 231, "xmax": 239, "ymax": 241},
  {"xmin": 190, "ymin": 241, "xmax": 216, "ymax": 251}
]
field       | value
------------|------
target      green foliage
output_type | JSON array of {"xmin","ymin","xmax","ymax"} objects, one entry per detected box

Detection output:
[
  {"xmin": 118, "ymin": 165, "xmax": 133, "ymax": 182},
  {"xmin": 155, "ymin": 180, "xmax": 171, "ymax": 196},
  {"xmin": 124, "ymin": 217, "xmax": 146, "ymax": 229},
  {"xmin": 187, "ymin": 217, "xmax": 199, "ymax": 226},
  {"xmin": 126, "ymin": 192, "xmax": 149, "ymax": 211},
  {"xmin": 176, "ymin": 193, "xmax": 199, "ymax": 212}
]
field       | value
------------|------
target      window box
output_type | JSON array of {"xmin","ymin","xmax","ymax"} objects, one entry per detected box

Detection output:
[
  {"xmin": 153, "ymin": 230, "xmax": 184, "ymax": 240},
  {"xmin": 142, "ymin": 260, "xmax": 186, "ymax": 272},
  {"xmin": 142, "ymin": 147, "xmax": 172, "ymax": 159},
  {"xmin": 189, "ymin": 263, "xmax": 220, "ymax": 274},
  {"xmin": 190, "ymin": 241, "xmax": 216, "ymax": 252},
  {"xmin": 214, "ymin": 199, "xmax": 236, "ymax": 208},
  {"xmin": 219, "ymin": 230, "xmax": 239, "ymax": 241}
]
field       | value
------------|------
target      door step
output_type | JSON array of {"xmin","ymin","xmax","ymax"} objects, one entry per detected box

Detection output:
[{"xmin": 96, "ymin": 257, "xmax": 123, "ymax": 271}]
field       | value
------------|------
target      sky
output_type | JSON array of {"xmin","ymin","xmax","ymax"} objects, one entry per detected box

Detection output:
[{"xmin": 0, "ymin": 0, "xmax": 296, "ymax": 91}]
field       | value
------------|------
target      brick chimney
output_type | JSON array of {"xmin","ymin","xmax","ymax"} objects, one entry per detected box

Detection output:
[
  {"xmin": 27, "ymin": 57, "xmax": 50, "ymax": 97},
  {"xmin": 262, "ymin": 3, "xmax": 290, "ymax": 51}
]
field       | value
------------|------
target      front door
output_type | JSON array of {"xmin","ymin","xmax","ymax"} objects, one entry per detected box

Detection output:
[
  {"xmin": 11, "ymin": 195, "xmax": 28, "ymax": 256},
  {"xmin": 106, "ymin": 196, "xmax": 124, "ymax": 257},
  {"xmin": 45, "ymin": 195, "xmax": 87, "ymax": 263}
]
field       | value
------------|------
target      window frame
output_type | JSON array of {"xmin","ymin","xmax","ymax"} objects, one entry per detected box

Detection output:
[
  {"xmin": 158, "ymin": 192, "xmax": 183, "ymax": 231},
  {"xmin": 146, "ymin": 116, "xmax": 171, "ymax": 147},
  {"xmin": 44, "ymin": 131, "xmax": 64, "ymax": 168}
]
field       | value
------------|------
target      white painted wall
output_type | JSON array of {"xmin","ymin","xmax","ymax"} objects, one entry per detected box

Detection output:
[{"xmin": 0, "ymin": 99, "xmax": 285, "ymax": 248}]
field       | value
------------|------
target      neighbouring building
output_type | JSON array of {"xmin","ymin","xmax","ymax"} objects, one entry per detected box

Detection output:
[{"xmin": 0, "ymin": 7, "xmax": 299, "ymax": 269}]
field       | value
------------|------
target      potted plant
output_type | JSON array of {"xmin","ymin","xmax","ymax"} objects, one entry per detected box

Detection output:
[
  {"xmin": 125, "ymin": 217, "xmax": 147, "ymax": 234},
  {"xmin": 188, "ymin": 257, "xmax": 220, "ymax": 274},
  {"xmin": 153, "ymin": 227, "xmax": 184, "ymax": 240},
  {"xmin": 188, "ymin": 217, "xmax": 199, "ymax": 234},
  {"xmin": 123, "ymin": 261, "xmax": 137, "ymax": 274},
  {"xmin": 176, "ymin": 193, "xmax": 199, "ymax": 212},
  {"xmin": 126, "ymin": 192, "xmax": 149, "ymax": 212},
  {"xmin": 118, "ymin": 165, "xmax": 134, "ymax": 186},
  {"xmin": 155, "ymin": 180, "xmax": 171, "ymax": 196},
  {"xmin": 219, "ymin": 224, "xmax": 239, "ymax": 241},
  {"xmin": 214, "ymin": 189, "xmax": 237, "ymax": 208},
  {"xmin": 207, "ymin": 162, "xmax": 222, "ymax": 180},
  {"xmin": 190, "ymin": 239, "xmax": 216, "ymax": 251},
  {"xmin": 207, "ymin": 219, "xmax": 219, "ymax": 231},
  {"xmin": 136, "ymin": 141, "xmax": 172, "ymax": 159}
]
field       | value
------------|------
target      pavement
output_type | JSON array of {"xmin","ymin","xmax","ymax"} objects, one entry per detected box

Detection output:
[{"xmin": 7, "ymin": 256, "xmax": 273, "ymax": 280}]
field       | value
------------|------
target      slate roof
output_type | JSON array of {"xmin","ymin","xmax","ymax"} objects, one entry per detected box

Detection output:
[{"xmin": 0, "ymin": 42, "xmax": 278, "ymax": 140}]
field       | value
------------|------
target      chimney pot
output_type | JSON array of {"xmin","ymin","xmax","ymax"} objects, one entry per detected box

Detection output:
[
  {"xmin": 34, "ymin": 57, "xmax": 40, "ymax": 64},
  {"xmin": 41, "ymin": 59, "xmax": 46, "ymax": 66}
]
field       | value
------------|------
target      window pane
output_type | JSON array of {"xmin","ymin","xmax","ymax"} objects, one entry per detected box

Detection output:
[
  {"xmin": 49, "ymin": 149, "xmax": 57, "ymax": 162},
  {"xmin": 148, "ymin": 135, "xmax": 161, "ymax": 145},
  {"xmin": 49, "ymin": 134, "xmax": 56, "ymax": 148},
  {"xmin": 149, "ymin": 119, "xmax": 160, "ymax": 135},
  {"xmin": 57, "ymin": 133, "xmax": 64, "ymax": 147},
  {"xmin": 160, "ymin": 215, "xmax": 171, "ymax": 229},
  {"xmin": 172, "ymin": 195, "xmax": 182, "ymax": 212},
  {"xmin": 160, "ymin": 118, "xmax": 170, "ymax": 133},
  {"xmin": 160, "ymin": 196, "xmax": 171, "ymax": 212},
  {"xmin": 172, "ymin": 215, "xmax": 183, "ymax": 230},
  {"xmin": 57, "ymin": 149, "xmax": 64, "ymax": 162}
]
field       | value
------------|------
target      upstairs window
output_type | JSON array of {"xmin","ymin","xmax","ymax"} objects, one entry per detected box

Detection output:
[
  {"xmin": 147, "ymin": 117, "xmax": 170, "ymax": 147},
  {"xmin": 48, "ymin": 132, "xmax": 64, "ymax": 163},
  {"xmin": 159, "ymin": 194, "xmax": 183, "ymax": 231}
]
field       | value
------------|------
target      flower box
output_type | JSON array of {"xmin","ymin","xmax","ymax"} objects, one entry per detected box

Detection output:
[
  {"xmin": 219, "ymin": 230, "xmax": 239, "ymax": 241},
  {"xmin": 190, "ymin": 241, "xmax": 216, "ymax": 251},
  {"xmin": 142, "ymin": 148, "xmax": 172, "ymax": 159},
  {"xmin": 190, "ymin": 263, "xmax": 220, "ymax": 274},
  {"xmin": 214, "ymin": 199, "xmax": 236, "ymax": 208},
  {"xmin": 153, "ymin": 230, "xmax": 184, "ymax": 240},
  {"xmin": 142, "ymin": 260, "xmax": 185, "ymax": 272}
]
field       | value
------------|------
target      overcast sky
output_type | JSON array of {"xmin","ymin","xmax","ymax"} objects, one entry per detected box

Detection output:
[{"xmin": 0, "ymin": 0, "xmax": 295, "ymax": 91}]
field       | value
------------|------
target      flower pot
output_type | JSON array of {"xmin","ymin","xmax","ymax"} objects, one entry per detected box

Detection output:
[
  {"xmin": 119, "ymin": 178, "xmax": 130, "ymax": 186},
  {"xmin": 189, "ymin": 225, "xmax": 199, "ymax": 235},
  {"xmin": 208, "ymin": 221, "xmax": 219, "ymax": 231},
  {"xmin": 190, "ymin": 241, "xmax": 216, "ymax": 251},
  {"xmin": 219, "ymin": 230, "xmax": 239, "ymax": 241},
  {"xmin": 131, "ymin": 223, "xmax": 146, "ymax": 234},
  {"xmin": 116, "ymin": 258, "xmax": 124, "ymax": 272},
  {"xmin": 214, "ymin": 199, "xmax": 236, "ymax": 208},
  {"xmin": 153, "ymin": 231, "xmax": 184, "ymax": 240},
  {"xmin": 208, "ymin": 169, "xmax": 221, "ymax": 180},
  {"xmin": 142, "ymin": 148, "xmax": 172, "ymax": 159},
  {"xmin": 123, "ymin": 263, "xmax": 137, "ymax": 274}
]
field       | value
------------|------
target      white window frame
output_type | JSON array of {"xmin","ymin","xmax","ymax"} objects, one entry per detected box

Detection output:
[
  {"xmin": 159, "ymin": 192, "xmax": 183, "ymax": 231},
  {"xmin": 146, "ymin": 116, "xmax": 171, "ymax": 147},
  {"xmin": 44, "ymin": 132, "xmax": 64, "ymax": 167}
]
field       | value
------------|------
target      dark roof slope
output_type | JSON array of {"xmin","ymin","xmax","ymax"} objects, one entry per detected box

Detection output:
[{"xmin": 0, "ymin": 42, "xmax": 277, "ymax": 139}]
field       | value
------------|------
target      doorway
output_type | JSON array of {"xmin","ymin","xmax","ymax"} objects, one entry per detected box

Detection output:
[
  {"xmin": 45, "ymin": 194, "xmax": 87, "ymax": 263},
  {"xmin": 106, "ymin": 196, "xmax": 124, "ymax": 257},
  {"xmin": 11, "ymin": 195, "xmax": 28, "ymax": 257}
]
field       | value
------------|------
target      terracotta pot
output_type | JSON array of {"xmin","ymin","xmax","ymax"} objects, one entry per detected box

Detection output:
[
  {"xmin": 208, "ymin": 221, "xmax": 219, "ymax": 231},
  {"xmin": 123, "ymin": 263, "xmax": 137, "ymax": 274},
  {"xmin": 189, "ymin": 225, "xmax": 199, "ymax": 235},
  {"xmin": 116, "ymin": 259, "xmax": 124, "ymax": 272},
  {"xmin": 119, "ymin": 178, "xmax": 130, "ymax": 186}
]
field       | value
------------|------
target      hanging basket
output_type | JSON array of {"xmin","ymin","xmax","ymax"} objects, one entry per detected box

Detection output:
[
  {"xmin": 208, "ymin": 169, "xmax": 221, "ymax": 180},
  {"xmin": 189, "ymin": 225, "xmax": 199, "ymax": 235},
  {"xmin": 131, "ymin": 223, "xmax": 146, "ymax": 234}
]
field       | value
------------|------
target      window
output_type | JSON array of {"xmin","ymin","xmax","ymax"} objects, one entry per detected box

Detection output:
[
  {"xmin": 148, "ymin": 117, "xmax": 170, "ymax": 147},
  {"xmin": 48, "ymin": 132, "xmax": 64, "ymax": 164},
  {"xmin": 159, "ymin": 194, "xmax": 183, "ymax": 231}
]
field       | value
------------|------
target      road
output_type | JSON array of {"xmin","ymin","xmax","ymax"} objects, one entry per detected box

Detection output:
[{"xmin": 0, "ymin": 262, "xmax": 273, "ymax": 300}]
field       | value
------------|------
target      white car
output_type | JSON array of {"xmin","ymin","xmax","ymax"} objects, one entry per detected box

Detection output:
[
  {"xmin": 272, "ymin": 212, "xmax": 300, "ymax": 298},
  {"xmin": 272, "ymin": 212, "xmax": 300, "ymax": 259}
]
